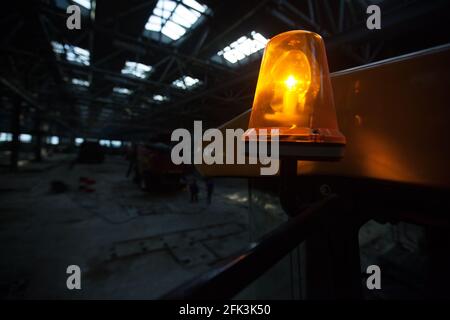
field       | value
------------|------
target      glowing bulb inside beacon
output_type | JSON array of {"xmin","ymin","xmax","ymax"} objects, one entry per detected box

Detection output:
[
  {"xmin": 264, "ymin": 50, "xmax": 312, "ymax": 125},
  {"xmin": 285, "ymin": 76, "xmax": 297, "ymax": 89}
]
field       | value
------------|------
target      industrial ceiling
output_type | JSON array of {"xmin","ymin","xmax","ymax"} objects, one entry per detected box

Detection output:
[{"xmin": 1, "ymin": 0, "xmax": 449, "ymax": 142}]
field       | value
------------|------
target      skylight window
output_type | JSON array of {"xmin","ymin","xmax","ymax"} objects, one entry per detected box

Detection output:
[
  {"xmin": 73, "ymin": 0, "xmax": 91, "ymax": 10},
  {"xmin": 172, "ymin": 76, "xmax": 201, "ymax": 90},
  {"xmin": 111, "ymin": 141, "xmax": 122, "ymax": 148},
  {"xmin": 153, "ymin": 94, "xmax": 169, "ymax": 102},
  {"xmin": 217, "ymin": 31, "xmax": 268, "ymax": 64},
  {"xmin": 113, "ymin": 87, "xmax": 132, "ymax": 95},
  {"xmin": 99, "ymin": 140, "xmax": 111, "ymax": 147},
  {"xmin": 0, "ymin": 132, "xmax": 12, "ymax": 142},
  {"xmin": 51, "ymin": 41, "xmax": 90, "ymax": 66},
  {"xmin": 75, "ymin": 138, "xmax": 84, "ymax": 146},
  {"xmin": 121, "ymin": 61, "xmax": 153, "ymax": 79},
  {"xmin": 72, "ymin": 78, "xmax": 90, "ymax": 87},
  {"xmin": 144, "ymin": 0, "xmax": 208, "ymax": 41},
  {"xmin": 19, "ymin": 134, "xmax": 32, "ymax": 143},
  {"xmin": 47, "ymin": 136, "xmax": 60, "ymax": 145},
  {"xmin": 55, "ymin": 0, "xmax": 91, "ymax": 15}
]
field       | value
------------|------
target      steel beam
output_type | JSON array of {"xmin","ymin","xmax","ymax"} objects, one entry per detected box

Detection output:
[{"xmin": 0, "ymin": 77, "xmax": 73, "ymax": 132}]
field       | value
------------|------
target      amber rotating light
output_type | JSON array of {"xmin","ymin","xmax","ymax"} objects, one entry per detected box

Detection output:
[{"xmin": 243, "ymin": 30, "xmax": 345, "ymax": 160}]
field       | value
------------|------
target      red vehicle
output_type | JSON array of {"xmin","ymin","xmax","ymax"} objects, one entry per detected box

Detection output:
[{"xmin": 134, "ymin": 143, "xmax": 189, "ymax": 191}]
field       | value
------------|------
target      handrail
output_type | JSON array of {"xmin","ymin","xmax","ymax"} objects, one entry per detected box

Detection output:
[{"xmin": 162, "ymin": 194, "xmax": 340, "ymax": 300}]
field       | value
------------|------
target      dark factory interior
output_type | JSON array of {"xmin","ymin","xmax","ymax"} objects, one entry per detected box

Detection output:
[{"xmin": 1, "ymin": 0, "xmax": 450, "ymax": 301}]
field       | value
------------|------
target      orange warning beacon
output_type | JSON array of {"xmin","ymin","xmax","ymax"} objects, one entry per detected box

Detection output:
[{"xmin": 243, "ymin": 30, "xmax": 345, "ymax": 160}]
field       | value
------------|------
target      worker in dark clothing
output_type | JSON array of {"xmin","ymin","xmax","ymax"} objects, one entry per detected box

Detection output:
[
  {"xmin": 189, "ymin": 179, "xmax": 199, "ymax": 203},
  {"xmin": 126, "ymin": 143, "xmax": 137, "ymax": 179},
  {"xmin": 205, "ymin": 178, "xmax": 214, "ymax": 205}
]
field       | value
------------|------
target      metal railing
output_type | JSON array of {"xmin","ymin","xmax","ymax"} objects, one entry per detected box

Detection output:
[{"xmin": 162, "ymin": 194, "xmax": 341, "ymax": 300}]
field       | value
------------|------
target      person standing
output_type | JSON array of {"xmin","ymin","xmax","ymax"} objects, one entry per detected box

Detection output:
[
  {"xmin": 126, "ymin": 143, "xmax": 137, "ymax": 178},
  {"xmin": 189, "ymin": 178, "xmax": 199, "ymax": 203}
]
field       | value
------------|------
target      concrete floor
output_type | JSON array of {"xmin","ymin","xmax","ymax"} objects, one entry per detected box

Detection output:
[
  {"xmin": 0, "ymin": 155, "xmax": 251, "ymax": 299},
  {"xmin": 0, "ymin": 153, "xmax": 431, "ymax": 299}
]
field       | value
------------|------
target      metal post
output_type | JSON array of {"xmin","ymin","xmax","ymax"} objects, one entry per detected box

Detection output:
[
  {"xmin": 247, "ymin": 178, "xmax": 254, "ymax": 242},
  {"xmin": 279, "ymin": 158, "xmax": 363, "ymax": 299},
  {"xmin": 10, "ymin": 98, "xmax": 21, "ymax": 171},
  {"xmin": 303, "ymin": 216, "xmax": 363, "ymax": 299},
  {"xmin": 34, "ymin": 114, "xmax": 42, "ymax": 162},
  {"xmin": 279, "ymin": 158, "xmax": 299, "ymax": 217}
]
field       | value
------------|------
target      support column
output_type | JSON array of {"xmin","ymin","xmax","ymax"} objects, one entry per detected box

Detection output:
[
  {"xmin": 278, "ymin": 159, "xmax": 365, "ymax": 299},
  {"xmin": 10, "ymin": 98, "xmax": 21, "ymax": 171},
  {"xmin": 34, "ymin": 113, "xmax": 42, "ymax": 162}
]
